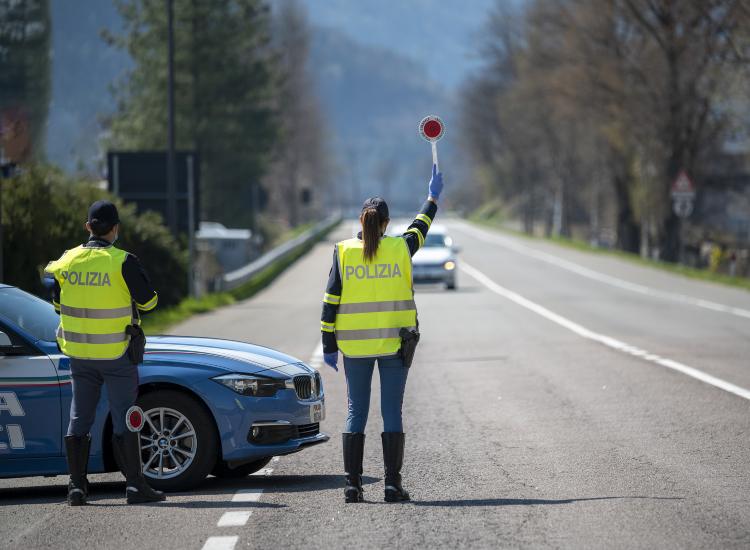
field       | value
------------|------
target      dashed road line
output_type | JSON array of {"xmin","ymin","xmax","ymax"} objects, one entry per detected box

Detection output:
[
  {"xmin": 232, "ymin": 487, "xmax": 264, "ymax": 503},
  {"xmin": 201, "ymin": 536, "xmax": 239, "ymax": 550},
  {"xmin": 217, "ymin": 511, "xmax": 253, "ymax": 527},
  {"xmin": 461, "ymin": 261, "xmax": 750, "ymax": 402},
  {"xmin": 454, "ymin": 221, "xmax": 750, "ymax": 320},
  {"xmin": 202, "ymin": 342, "xmax": 324, "ymax": 549},
  {"xmin": 202, "ymin": 466, "xmax": 274, "ymax": 547}
]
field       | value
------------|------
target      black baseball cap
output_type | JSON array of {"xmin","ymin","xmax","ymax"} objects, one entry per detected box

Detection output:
[
  {"xmin": 362, "ymin": 196, "xmax": 389, "ymax": 220},
  {"xmin": 88, "ymin": 200, "xmax": 120, "ymax": 228}
]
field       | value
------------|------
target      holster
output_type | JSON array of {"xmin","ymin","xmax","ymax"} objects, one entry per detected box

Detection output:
[
  {"xmin": 398, "ymin": 327, "xmax": 420, "ymax": 369},
  {"xmin": 125, "ymin": 324, "xmax": 146, "ymax": 365}
]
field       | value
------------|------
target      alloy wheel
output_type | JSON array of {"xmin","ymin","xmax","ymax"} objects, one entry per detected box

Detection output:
[{"xmin": 140, "ymin": 406, "xmax": 198, "ymax": 480}]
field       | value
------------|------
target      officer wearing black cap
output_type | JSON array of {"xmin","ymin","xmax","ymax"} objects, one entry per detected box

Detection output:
[
  {"xmin": 321, "ymin": 164, "xmax": 444, "ymax": 503},
  {"xmin": 44, "ymin": 200, "xmax": 165, "ymax": 505}
]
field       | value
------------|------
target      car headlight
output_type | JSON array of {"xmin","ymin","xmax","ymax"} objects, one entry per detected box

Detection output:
[
  {"xmin": 444, "ymin": 261, "xmax": 456, "ymax": 271},
  {"xmin": 212, "ymin": 374, "xmax": 287, "ymax": 397}
]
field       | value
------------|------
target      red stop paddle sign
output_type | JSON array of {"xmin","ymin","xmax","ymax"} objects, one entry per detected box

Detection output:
[
  {"xmin": 419, "ymin": 115, "xmax": 445, "ymax": 142},
  {"xmin": 419, "ymin": 115, "xmax": 445, "ymax": 170},
  {"xmin": 126, "ymin": 405, "xmax": 145, "ymax": 432}
]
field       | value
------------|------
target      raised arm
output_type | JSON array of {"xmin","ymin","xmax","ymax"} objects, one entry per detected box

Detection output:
[{"xmin": 402, "ymin": 164, "xmax": 442, "ymax": 256}]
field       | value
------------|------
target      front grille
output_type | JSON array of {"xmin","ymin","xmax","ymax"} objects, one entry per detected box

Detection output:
[
  {"xmin": 294, "ymin": 375, "xmax": 312, "ymax": 399},
  {"xmin": 297, "ymin": 422, "xmax": 320, "ymax": 438}
]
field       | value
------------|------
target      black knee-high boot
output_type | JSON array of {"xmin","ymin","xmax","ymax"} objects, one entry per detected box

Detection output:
[
  {"xmin": 64, "ymin": 434, "xmax": 91, "ymax": 506},
  {"xmin": 112, "ymin": 431, "xmax": 166, "ymax": 504},
  {"xmin": 382, "ymin": 432, "xmax": 410, "ymax": 502},
  {"xmin": 342, "ymin": 433, "xmax": 365, "ymax": 503}
]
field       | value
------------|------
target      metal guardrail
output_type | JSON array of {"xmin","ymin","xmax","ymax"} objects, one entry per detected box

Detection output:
[{"xmin": 220, "ymin": 213, "xmax": 342, "ymax": 291}]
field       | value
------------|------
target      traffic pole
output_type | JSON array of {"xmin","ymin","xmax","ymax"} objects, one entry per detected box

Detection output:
[
  {"xmin": 0, "ymin": 177, "xmax": 3, "ymax": 283},
  {"xmin": 166, "ymin": 0, "xmax": 177, "ymax": 236}
]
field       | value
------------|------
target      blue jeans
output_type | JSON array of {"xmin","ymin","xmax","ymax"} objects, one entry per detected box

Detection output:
[{"xmin": 343, "ymin": 355, "xmax": 409, "ymax": 433}]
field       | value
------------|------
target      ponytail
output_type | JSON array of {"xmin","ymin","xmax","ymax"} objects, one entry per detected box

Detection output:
[{"xmin": 361, "ymin": 207, "xmax": 383, "ymax": 262}]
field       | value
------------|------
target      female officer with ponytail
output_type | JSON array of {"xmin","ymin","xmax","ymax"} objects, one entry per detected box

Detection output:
[{"xmin": 320, "ymin": 164, "xmax": 443, "ymax": 503}]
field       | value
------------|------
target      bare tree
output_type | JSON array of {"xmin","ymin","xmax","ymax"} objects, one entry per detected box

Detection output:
[{"xmin": 266, "ymin": 0, "xmax": 332, "ymax": 227}]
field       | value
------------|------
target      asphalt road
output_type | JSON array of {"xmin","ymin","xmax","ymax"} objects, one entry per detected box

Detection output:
[{"xmin": 2, "ymin": 218, "xmax": 749, "ymax": 549}]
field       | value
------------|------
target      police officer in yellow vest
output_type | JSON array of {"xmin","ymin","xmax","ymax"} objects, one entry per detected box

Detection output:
[
  {"xmin": 321, "ymin": 164, "xmax": 443, "ymax": 503},
  {"xmin": 45, "ymin": 200, "xmax": 165, "ymax": 506}
]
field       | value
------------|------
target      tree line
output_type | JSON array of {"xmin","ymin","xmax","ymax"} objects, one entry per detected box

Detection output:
[
  {"xmin": 104, "ymin": 0, "xmax": 330, "ymax": 232},
  {"xmin": 461, "ymin": 0, "xmax": 750, "ymax": 261},
  {"xmin": 0, "ymin": 0, "xmax": 330, "ymax": 300}
]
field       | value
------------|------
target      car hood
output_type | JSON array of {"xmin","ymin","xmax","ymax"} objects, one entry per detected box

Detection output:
[
  {"xmin": 412, "ymin": 247, "xmax": 453, "ymax": 265},
  {"xmin": 144, "ymin": 336, "xmax": 313, "ymax": 377}
]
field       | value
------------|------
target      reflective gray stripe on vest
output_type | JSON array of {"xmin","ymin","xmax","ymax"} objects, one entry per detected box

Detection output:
[
  {"xmin": 337, "ymin": 300, "xmax": 416, "ymax": 315},
  {"xmin": 57, "ymin": 326, "xmax": 128, "ymax": 344},
  {"xmin": 335, "ymin": 326, "xmax": 415, "ymax": 341},
  {"xmin": 60, "ymin": 304, "xmax": 133, "ymax": 319}
]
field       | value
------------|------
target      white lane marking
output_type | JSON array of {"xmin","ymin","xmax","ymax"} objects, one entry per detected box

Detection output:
[
  {"xmin": 217, "ymin": 511, "xmax": 252, "ymax": 527},
  {"xmin": 232, "ymin": 488, "xmax": 264, "ymax": 502},
  {"xmin": 461, "ymin": 261, "xmax": 750, "ymax": 402},
  {"xmin": 309, "ymin": 341, "xmax": 324, "ymax": 370},
  {"xmin": 202, "ymin": 536, "xmax": 238, "ymax": 550},
  {"xmin": 454, "ymin": 221, "xmax": 750, "ymax": 320}
]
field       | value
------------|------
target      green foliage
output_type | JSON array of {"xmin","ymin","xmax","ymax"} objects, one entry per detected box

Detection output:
[
  {"xmin": 1, "ymin": 165, "xmax": 187, "ymax": 306},
  {"xmin": 469, "ymin": 199, "xmax": 506, "ymax": 225},
  {"xmin": 141, "ymin": 292, "xmax": 235, "ymax": 335},
  {"xmin": 0, "ymin": 0, "xmax": 51, "ymax": 161},
  {"xmin": 104, "ymin": 0, "xmax": 280, "ymax": 229}
]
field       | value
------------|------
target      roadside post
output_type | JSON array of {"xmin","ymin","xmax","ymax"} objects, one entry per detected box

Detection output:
[
  {"xmin": 419, "ymin": 115, "xmax": 445, "ymax": 170},
  {"xmin": 671, "ymin": 170, "xmax": 696, "ymax": 264}
]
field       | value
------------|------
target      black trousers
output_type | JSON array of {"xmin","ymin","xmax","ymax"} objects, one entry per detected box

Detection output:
[{"xmin": 67, "ymin": 356, "xmax": 138, "ymax": 437}]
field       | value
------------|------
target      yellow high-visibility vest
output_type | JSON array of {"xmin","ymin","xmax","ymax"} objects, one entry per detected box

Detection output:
[
  {"xmin": 46, "ymin": 245, "xmax": 135, "ymax": 360},
  {"xmin": 334, "ymin": 236, "xmax": 416, "ymax": 358}
]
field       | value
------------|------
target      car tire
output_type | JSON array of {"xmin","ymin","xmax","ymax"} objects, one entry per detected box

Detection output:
[
  {"xmin": 135, "ymin": 390, "xmax": 218, "ymax": 492},
  {"xmin": 212, "ymin": 457, "xmax": 273, "ymax": 479}
]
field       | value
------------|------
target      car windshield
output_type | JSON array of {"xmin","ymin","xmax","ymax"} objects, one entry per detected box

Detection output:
[
  {"xmin": 0, "ymin": 288, "xmax": 60, "ymax": 342},
  {"xmin": 423, "ymin": 234, "xmax": 447, "ymax": 248}
]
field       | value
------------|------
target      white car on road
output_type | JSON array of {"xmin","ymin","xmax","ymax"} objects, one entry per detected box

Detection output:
[{"xmin": 390, "ymin": 224, "xmax": 458, "ymax": 290}]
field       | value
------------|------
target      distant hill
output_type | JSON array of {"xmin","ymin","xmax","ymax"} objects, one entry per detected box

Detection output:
[
  {"xmin": 302, "ymin": 0, "xmax": 497, "ymax": 90},
  {"xmin": 311, "ymin": 26, "xmax": 458, "ymax": 211},
  {"xmin": 44, "ymin": 1, "xmax": 479, "ymax": 211}
]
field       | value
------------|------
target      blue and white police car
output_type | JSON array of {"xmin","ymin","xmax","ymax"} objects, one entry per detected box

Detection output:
[{"xmin": 0, "ymin": 284, "xmax": 327, "ymax": 491}]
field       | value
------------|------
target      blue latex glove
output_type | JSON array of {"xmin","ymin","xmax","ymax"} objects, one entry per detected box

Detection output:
[
  {"xmin": 428, "ymin": 164, "xmax": 443, "ymax": 199},
  {"xmin": 323, "ymin": 351, "xmax": 338, "ymax": 371}
]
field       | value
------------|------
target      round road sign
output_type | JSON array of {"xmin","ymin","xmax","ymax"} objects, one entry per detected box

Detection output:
[
  {"xmin": 419, "ymin": 115, "xmax": 445, "ymax": 142},
  {"xmin": 672, "ymin": 197, "xmax": 694, "ymax": 218}
]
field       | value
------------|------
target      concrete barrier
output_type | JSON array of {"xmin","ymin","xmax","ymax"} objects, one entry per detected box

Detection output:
[{"xmin": 220, "ymin": 214, "xmax": 341, "ymax": 292}]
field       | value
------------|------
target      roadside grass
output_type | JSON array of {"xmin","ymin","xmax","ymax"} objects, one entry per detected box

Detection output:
[
  {"xmin": 142, "ymin": 220, "xmax": 338, "ymax": 335},
  {"xmin": 469, "ymin": 216, "xmax": 750, "ymax": 293},
  {"xmin": 141, "ymin": 293, "xmax": 236, "ymax": 335}
]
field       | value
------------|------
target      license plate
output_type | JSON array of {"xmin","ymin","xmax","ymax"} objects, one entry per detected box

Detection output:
[{"xmin": 310, "ymin": 402, "xmax": 325, "ymax": 423}]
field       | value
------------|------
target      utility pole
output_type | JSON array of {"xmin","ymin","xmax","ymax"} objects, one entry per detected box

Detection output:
[{"xmin": 166, "ymin": 0, "xmax": 177, "ymax": 236}]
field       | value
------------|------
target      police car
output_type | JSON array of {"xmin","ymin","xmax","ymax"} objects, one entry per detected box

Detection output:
[{"xmin": 0, "ymin": 284, "xmax": 328, "ymax": 491}]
